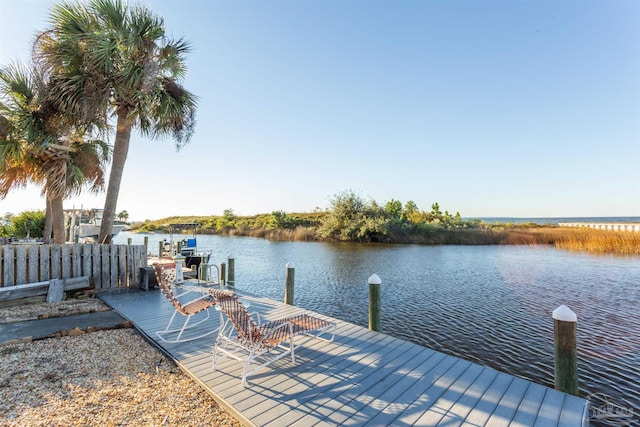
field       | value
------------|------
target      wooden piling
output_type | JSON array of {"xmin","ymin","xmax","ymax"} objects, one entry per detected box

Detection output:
[
  {"xmin": 144, "ymin": 236, "xmax": 149, "ymax": 252},
  {"xmin": 158, "ymin": 241, "xmax": 164, "ymax": 259},
  {"xmin": 220, "ymin": 262, "xmax": 226, "ymax": 286},
  {"xmin": 227, "ymin": 253, "xmax": 235, "ymax": 287},
  {"xmin": 553, "ymin": 305, "xmax": 578, "ymax": 396},
  {"xmin": 199, "ymin": 263, "xmax": 208, "ymax": 283},
  {"xmin": 127, "ymin": 237, "xmax": 132, "ymax": 245},
  {"xmin": 368, "ymin": 274, "xmax": 382, "ymax": 332},
  {"xmin": 284, "ymin": 263, "xmax": 295, "ymax": 305}
]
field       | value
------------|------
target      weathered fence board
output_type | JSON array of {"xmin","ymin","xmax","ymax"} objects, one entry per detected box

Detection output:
[
  {"xmin": 100, "ymin": 245, "xmax": 110, "ymax": 290},
  {"xmin": 40, "ymin": 245, "xmax": 50, "ymax": 281},
  {"xmin": 0, "ymin": 276, "xmax": 91, "ymax": 303},
  {"xmin": 110, "ymin": 245, "xmax": 118, "ymax": 288},
  {"xmin": 61, "ymin": 245, "xmax": 71, "ymax": 279},
  {"xmin": 0, "ymin": 281, "xmax": 49, "ymax": 302},
  {"xmin": 15, "ymin": 245, "xmax": 27, "ymax": 286},
  {"xmin": 50, "ymin": 245, "xmax": 61, "ymax": 280},
  {"xmin": 127, "ymin": 245, "xmax": 135, "ymax": 286},
  {"xmin": 0, "ymin": 244, "xmax": 145, "ymax": 291},
  {"xmin": 28, "ymin": 246, "xmax": 39, "ymax": 283},
  {"xmin": 82, "ymin": 244, "xmax": 91, "ymax": 280},
  {"xmin": 118, "ymin": 245, "xmax": 127, "ymax": 288},
  {"xmin": 3, "ymin": 246, "xmax": 14, "ymax": 288},
  {"xmin": 92, "ymin": 245, "xmax": 101, "ymax": 288},
  {"xmin": 72, "ymin": 244, "xmax": 82, "ymax": 278}
]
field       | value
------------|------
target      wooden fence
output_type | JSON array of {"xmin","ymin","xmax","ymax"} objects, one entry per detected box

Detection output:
[{"xmin": 0, "ymin": 244, "xmax": 147, "ymax": 290}]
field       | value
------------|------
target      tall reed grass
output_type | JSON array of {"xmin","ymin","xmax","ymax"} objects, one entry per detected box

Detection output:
[{"xmin": 550, "ymin": 227, "xmax": 640, "ymax": 255}]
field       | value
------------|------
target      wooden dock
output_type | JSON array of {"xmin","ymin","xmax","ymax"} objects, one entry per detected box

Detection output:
[{"xmin": 99, "ymin": 287, "xmax": 588, "ymax": 426}]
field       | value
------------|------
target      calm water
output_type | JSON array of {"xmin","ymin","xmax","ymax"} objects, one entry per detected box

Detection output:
[{"xmin": 116, "ymin": 231, "xmax": 640, "ymax": 418}]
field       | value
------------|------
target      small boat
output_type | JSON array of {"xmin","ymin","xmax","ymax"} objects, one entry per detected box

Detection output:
[
  {"xmin": 67, "ymin": 208, "xmax": 127, "ymax": 243},
  {"xmin": 162, "ymin": 222, "xmax": 208, "ymax": 269}
]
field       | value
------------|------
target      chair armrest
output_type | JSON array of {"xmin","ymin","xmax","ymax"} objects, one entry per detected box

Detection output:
[{"xmin": 173, "ymin": 289, "xmax": 194, "ymax": 299}]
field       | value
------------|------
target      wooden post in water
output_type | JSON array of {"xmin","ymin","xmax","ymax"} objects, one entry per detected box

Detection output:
[
  {"xmin": 368, "ymin": 274, "xmax": 382, "ymax": 332},
  {"xmin": 158, "ymin": 241, "xmax": 164, "ymax": 259},
  {"xmin": 227, "ymin": 253, "xmax": 235, "ymax": 287},
  {"xmin": 143, "ymin": 236, "xmax": 149, "ymax": 253},
  {"xmin": 284, "ymin": 262, "xmax": 295, "ymax": 305},
  {"xmin": 220, "ymin": 262, "xmax": 226, "ymax": 286},
  {"xmin": 127, "ymin": 237, "xmax": 132, "ymax": 245},
  {"xmin": 553, "ymin": 305, "xmax": 578, "ymax": 396}
]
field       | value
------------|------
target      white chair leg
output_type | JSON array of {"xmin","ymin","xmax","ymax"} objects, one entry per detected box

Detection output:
[
  {"xmin": 176, "ymin": 315, "xmax": 191, "ymax": 342},
  {"xmin": 162, "ymin": 310, "xmax": 179, "ymax": 333},
  {"xmin": 290, "ymin": 335, "xmax": 296, "ymax": 364}
]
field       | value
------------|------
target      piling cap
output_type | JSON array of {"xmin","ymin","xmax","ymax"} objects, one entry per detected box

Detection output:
[
  {"xmin": 552, "ymin": 305, "xmax": 577, "ymax": 322},
  {"xmin": 227, "ymin": 252, "xmax": 235, "ymax": 259},
  {"xmin": 286, "ymin": 262, "xmax": 295, "ymax": 269},
  {"xmin": 368, "ymin": 274, "xmax": 382, "ymax": 285}
]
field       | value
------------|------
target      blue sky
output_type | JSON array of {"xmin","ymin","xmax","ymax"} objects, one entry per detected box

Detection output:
[{"xmin": 1, "ymin": 0, "xmax": 639, "ymax": 221}]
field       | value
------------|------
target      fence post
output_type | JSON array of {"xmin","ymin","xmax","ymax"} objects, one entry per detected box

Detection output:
[
  {"xmin": 553, "ymin": 305, "xmax": 578, "ymax": 395},
  {"xmin": 368, "ymin": 274, "xmax": 382, "ymax": 332},
  {"xmin": 220, "ymin": 262, "xmax": 226, "ymax": 286},
  {"xmin": 284, "ymin": 262, "xmax": 295, "ymax": 305},
  {"xmin": 227, "ymin": 253, "xmax": 235, "ymax": 287}
]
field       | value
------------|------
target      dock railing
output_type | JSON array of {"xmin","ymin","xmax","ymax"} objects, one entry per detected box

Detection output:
[{"xmin": 0, "ymin": 244, "xmax": 147, "ymax": 290}]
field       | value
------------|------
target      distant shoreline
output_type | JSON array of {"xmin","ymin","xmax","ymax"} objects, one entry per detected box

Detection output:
[{"xmin": 465, "ymin": 216, "xmax": 640, "ymax": 225}]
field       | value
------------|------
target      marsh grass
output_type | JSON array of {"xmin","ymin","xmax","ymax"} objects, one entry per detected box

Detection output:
[
  {"xmin": 550, "ymin": 227, "xmax": 640, "ymax": 255},
  {"xmin": 228, "ymin": 226, "xmax": 317, "ymax": 241}
]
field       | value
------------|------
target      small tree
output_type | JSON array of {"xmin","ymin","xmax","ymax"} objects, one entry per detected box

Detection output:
[
  {"xmin": 216, "ymin": 209, "xmax": 236, "ymax": 230},
  {"xmin": 430, "ymin": 202, "xmax": 443, "ymax": 222},
  {"xmin": 267, "ymin": 210, "xmax": 296, "ymax": 229},
  {"xmin": 384, "ymin": 199, "xmax": 404, "ymax": 221},
  {"xmin": 319, "ymin": 190, "xmax": 387, "ymax": 242}
]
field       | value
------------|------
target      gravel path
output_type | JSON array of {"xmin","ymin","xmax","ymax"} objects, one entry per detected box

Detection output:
[{"xmin": 0, "ymin": 300, "xmax": 243, "ymax": 426}]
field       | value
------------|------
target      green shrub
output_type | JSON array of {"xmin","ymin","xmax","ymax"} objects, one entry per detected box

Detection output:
[{"xmin": 9, "ymin": 211, "xmax": 45, "ymax": 238}]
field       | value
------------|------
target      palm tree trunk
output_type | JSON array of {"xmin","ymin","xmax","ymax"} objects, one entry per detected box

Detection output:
[
  {"xmin": 99, "ymin": 109, "xmax": 133, "ymax": 244},
  {"xmin": 44, "ymin": 196, "xmax": 53, "ymax": 244},
  {"xmin": 50, "ymin": 195, "xmax": 65, "ymax": 244}
]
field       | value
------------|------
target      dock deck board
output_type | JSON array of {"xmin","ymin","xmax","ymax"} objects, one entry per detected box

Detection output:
[{"xmin": 99, "ymin": 287, "xmax": 587, "ymax": 426}]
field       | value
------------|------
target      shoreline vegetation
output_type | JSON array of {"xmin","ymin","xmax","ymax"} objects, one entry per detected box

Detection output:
[
  {"xmin": 128, "ymin": 192, "xmax": 639, "ymax": 256},
  {"xmin": 3, "ymin": 192, "xmax": 637, "ymax": 255}
]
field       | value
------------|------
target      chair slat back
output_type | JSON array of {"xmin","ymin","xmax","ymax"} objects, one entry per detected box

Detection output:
[
  {"xmin": 209, "ymin": 289, "xmax": 263, "ymax": 345},
  {"xmin": 153, "ymin": 263, "xmax": 184, "ymax": 312}
]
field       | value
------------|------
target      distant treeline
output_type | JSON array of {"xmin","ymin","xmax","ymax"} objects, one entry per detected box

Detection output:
[
  {"xmin": 129, "ymin": 190, "xmax": 639, "ymax": 255},
  {"xmin": 131, "ymin": 190, "xmax": 487, "ymax": 243}
]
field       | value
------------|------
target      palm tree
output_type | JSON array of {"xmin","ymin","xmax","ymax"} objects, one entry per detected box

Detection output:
[
  {"xmin": 117, "ymin": 210, "xmax": 129, "ymax": 223},
  {"xmin": 0, "ymin": 62, "xmax": 110, "ymax": 243},
  {"xmin": 36, "ymin": 0, "xmax": 197, "ymax": 243}
]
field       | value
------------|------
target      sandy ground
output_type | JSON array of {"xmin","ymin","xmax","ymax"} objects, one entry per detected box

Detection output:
[{"xmin": 0, "ymin": 299, "xmax": 243, "ymax": 427}]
